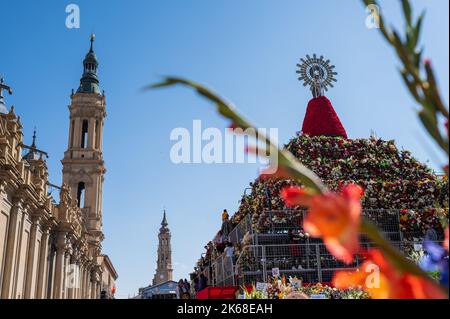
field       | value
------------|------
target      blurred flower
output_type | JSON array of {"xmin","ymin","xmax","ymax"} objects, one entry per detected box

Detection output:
[
  {"xmin": 281, "ymin": 184, "xmax": 363, "ymax": 264},
  {"xmin": 421, "ymin": 240, "xmax": 449, "ymax": 288},
  {"xmin": 280, "ymin": 186, "xmax": 314, "ymax": 207},
  {"xmin": 333, "ymin": 249, "xmax": 447, "ymax": 299},
  {"xmin": 445, "ymin": 228, "xmax": 449, "ymax": 252}
]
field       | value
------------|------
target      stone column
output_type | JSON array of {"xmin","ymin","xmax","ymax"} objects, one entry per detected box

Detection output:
[
  {"xmin": 24, "ymin": 217, "xmax": 40, "ymax": 298},
  {"xmin": 73, "ymin": 118, "xmax": 81, "ymax": 148},
  {"xmin": 52, "ymin": 232, "xmax": 66, "ymax": 299},
  {"xmin": 45, "ymin": 243, "xmax": 56, "ymax": 299},
  {"xmin": 1, "ymin": 199, "xmax": 23, "ymax": 299},
  {"xmin": 86, "ymin": 274, "xmax": 91, "ymax": 299},
  {"xmin": 68, "ymin": 118, "xmax": 73, "ymax": 148},
  {"xmin": 62, "ymin": 251, "xmax": 70, "ymax": 299},
  {"xmin": 76, "ymin": 261, "xmax": 84, "ymax": 299},
  {"xmin": 98, "ymin": 120, "xmax": 104, "ymax": 150},
  {"xmin": 67, "ymin": 255, "xmax": 79, "ymax": 300},
  {"xmin": 35, "ymin": 227, "xmax": 50, "ymax": 299},
  {"xmin": 83, "ymin": 265, "xmax": 89, "ymax": 299},
  {"xmin": 91, "ymin": 281, "xmax": 97, "ymax": 299},
  {"xmin": 88, "ymin": 118, "xmax": 95, "ymax": 149},
  {"xmin": 94, "ymin": 119, "xmax": 100, "ymax": 150},
  {"xmin": 77, "ymin": 265, "xmax": 82, "ymax": 299}
]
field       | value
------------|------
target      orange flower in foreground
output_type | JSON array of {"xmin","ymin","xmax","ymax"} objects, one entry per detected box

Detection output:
[
  {"xmin": 445, "ymin": 228, "xmax": 449, "ymax": 252},
  {"xmin": 280, "ymin": 184, "xmax": 363, "ymax": 264},
  {"xmin": 333, "ymin": 249, "xmax": 447, "ymax": 299}
]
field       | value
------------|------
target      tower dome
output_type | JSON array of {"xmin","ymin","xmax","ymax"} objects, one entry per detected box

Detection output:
[
  {"xmin": 23, "ymin": 128, "xmax": 40, "ymax": 161},
  {"xmin": 77, "ymin": 34, "xmax": 101, "ymax": 94}
]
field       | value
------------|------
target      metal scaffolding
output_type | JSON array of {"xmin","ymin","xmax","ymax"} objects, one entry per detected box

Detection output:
[{"xmin": 206, "ymin": 209, "xmax": 445, "ymax": 287}]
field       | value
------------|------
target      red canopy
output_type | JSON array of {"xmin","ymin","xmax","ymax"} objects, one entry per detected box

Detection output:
[
  {"xmin": 196, "ymin": 286, "xmax": 238, "ymax": 299},
  {"xmin": 301, "ymin": 96, "xmax": 347, "ymax": 138}
]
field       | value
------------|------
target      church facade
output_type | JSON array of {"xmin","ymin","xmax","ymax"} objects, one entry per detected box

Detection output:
[{"xmin": 0, "ymin": 35, "xmax": 117, "ymax": 299}]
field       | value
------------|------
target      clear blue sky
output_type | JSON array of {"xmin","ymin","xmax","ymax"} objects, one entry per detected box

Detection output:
[{"xmin": 1, "ymin": 0, "xmax": 448, "ymax": 298}]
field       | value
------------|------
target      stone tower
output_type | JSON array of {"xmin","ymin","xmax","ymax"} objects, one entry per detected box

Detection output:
[
  {"xmin": 61, "ymin": 34, "xmax": 106, "ymax": 252},
  {"xmin": 152, "ymin": 211, "xmax": 173, "ymax": 285}
]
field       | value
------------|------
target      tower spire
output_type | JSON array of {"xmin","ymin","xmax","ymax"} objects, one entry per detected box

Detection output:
[
  {"xmin": 77, "ymin": 34, "xmax": 100, "ymax": 94},
  {"xmin": 31, "ymin": 126, "xmax": 37, "ymax": 148},
  {"xmin": 161, "ymin": 209, "xmax": 168, "ymax": 227},
  {"xmin": 23, "ymin": 126, "xmax": 40, "ymax": 161},
  {"xmin": 90, "ymin": 33, "xmax": 95, "ymax": 52}
]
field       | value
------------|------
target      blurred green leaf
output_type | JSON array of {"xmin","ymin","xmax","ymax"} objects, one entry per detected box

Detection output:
[
  {"xmin": 399, "ymin": 69, "xmax": 421, "ymax": 103},
  {"xmin": 147, "ymin": 77, "xmax": 327, "ymax": 193},
  {"xmin": 418, "ymin": 108, "xmax": 449, "ymax": 154},
  {"xmin": 401, "ymin": 0, "xmax": 412, "ymax": 26},
  {"xmin": 412, "ymin": 11, "xmax": 425, "ymax": 49}
]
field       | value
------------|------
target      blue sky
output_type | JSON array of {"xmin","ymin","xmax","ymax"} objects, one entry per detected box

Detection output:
[{"xmin": 1, "ymin": 0, "xmax": 448, "ymax": 298}]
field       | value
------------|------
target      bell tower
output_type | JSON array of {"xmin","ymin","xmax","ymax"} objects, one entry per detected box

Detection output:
[
  {"xmin": 61, "ymin": 34, "xmax": 106, "ymax": 248},
  {"xmin": 152, "ymin": 210, "xmax": 173, "ymax": 285}
]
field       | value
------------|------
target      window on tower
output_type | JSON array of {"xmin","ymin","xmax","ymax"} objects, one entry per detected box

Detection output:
[
  {"xmin": 81, "ymin": 120, "xmax": 88, "ymax": 148},
  {"xmin": 77, "ymin": 182, "xmax": 86, "ymax": 208}
]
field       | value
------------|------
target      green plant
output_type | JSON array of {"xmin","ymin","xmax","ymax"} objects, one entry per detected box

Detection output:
[{"xmin": 362, "ymin": 0, "xmax": 449, "ymax": 161}]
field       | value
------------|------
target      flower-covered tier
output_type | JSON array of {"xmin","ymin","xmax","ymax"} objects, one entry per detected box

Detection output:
[{"xmin": 231, "ymin": 134, "xmax": 449, "ymax": 236}]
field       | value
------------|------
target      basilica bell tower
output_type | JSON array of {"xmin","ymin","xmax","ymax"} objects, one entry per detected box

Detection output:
[
  {"xmin": 152, "ymin": 211, "xmax": 173, "ymax": 285},
  {"xmin": 61, "ymin": 34, "xmax": 106, "ymax": 250}
]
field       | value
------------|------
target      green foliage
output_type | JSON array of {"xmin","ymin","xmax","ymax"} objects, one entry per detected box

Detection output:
[{"xmin": 362, "ymin": 0, "xmax": 449, "ymax": 158}]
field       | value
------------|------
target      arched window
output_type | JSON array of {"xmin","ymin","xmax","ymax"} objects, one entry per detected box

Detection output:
[
  {"xmin": 81, "ymin": 120, "xmax": 88, "ymax": 148},
  {"xmin": 77, "ymin": 182, "xmax": 86, "ymax": 208}
]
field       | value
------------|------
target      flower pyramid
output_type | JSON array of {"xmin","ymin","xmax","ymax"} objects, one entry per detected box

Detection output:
[
  {"xmin": 231, "ymin": 98, "xmax": 449, "ymax": 240},
  {"xmin": 194, "ymin": 96, "xmax": 448, "ymax": 278}
]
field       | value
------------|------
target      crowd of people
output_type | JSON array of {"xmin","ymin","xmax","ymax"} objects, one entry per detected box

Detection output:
[{"xmin": 176, "ymin": 275, "xmax": 209, "ymax": 299}]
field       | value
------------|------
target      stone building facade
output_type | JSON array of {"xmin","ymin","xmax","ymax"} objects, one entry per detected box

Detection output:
[
  {"xmin": 0, "ymin": 35, "xmax": 117, "ymax": 299},
  {"xmin": 152, "ymin": 211, "xmax": 173, "ymax": 286},
  {"xmin": 98, "ymin": 255, "xmax": 118, "ymax": 299}
]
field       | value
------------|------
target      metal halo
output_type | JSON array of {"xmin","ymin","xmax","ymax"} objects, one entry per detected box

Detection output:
[{"xmin": 296, "ymin": 54, "xmax": 337, "ymax": 97}]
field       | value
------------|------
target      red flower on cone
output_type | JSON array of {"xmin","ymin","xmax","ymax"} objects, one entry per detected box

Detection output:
[{"xmin": 280, "ymin": 184, "xmax": 363, "ymax": 264}]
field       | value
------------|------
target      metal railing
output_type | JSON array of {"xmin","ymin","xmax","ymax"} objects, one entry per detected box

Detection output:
[
  {"xmin": 211, "ymin": 254, "xmax": 235, "ymax": 287},
  {"xmin": 202, "ymin": 208, "xmax": 446, "ymax": 287},
  {"xmin": 228, "ymin": 241, "xmax": 435, "ymax": 287},
  {"xmin": 228, "ymin": 214, "xmax": 253, "ymax": 245},
  {"xmin": 225, "ymin": 209, "xmax": 408, "ymax": 246}
]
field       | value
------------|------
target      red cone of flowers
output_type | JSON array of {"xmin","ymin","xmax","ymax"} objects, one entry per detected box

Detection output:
[{"xmin": 301, "ymin": 96, "xmax": 348, "ymax": 138}]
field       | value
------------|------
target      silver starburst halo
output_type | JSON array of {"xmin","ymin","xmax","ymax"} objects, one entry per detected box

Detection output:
[{"xmin": 296, "ymin": 54, "xmax": 337, "ymax": 98}]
